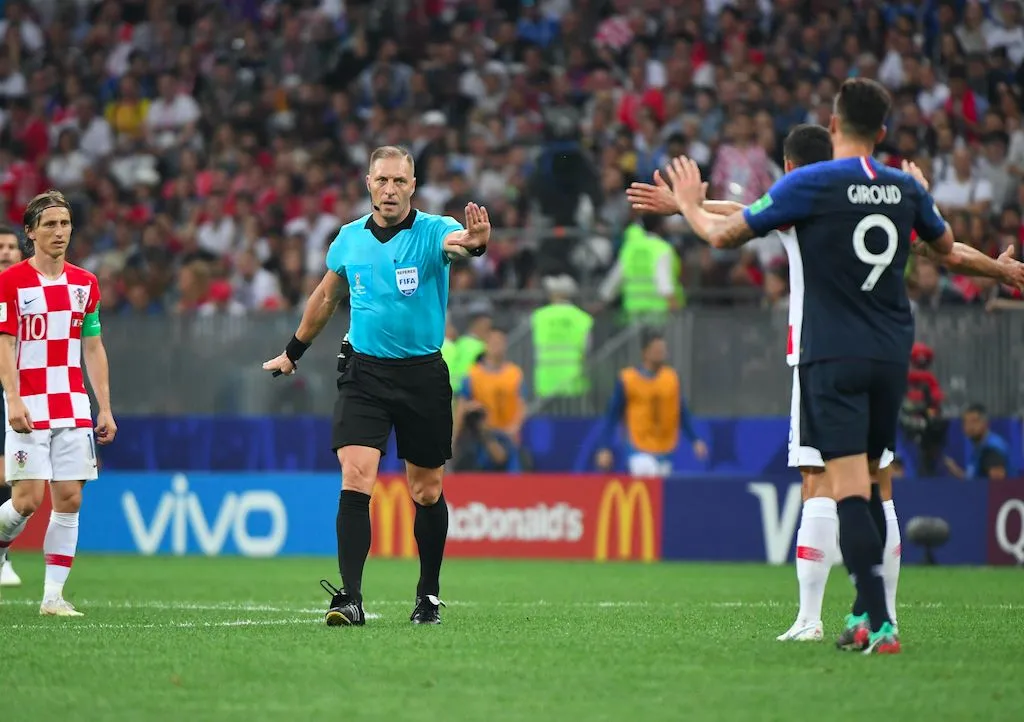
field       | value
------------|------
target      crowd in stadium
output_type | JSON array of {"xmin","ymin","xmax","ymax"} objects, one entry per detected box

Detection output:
[{"xmin": 1, "ymin": 0, "xmax": 1024, "ymax": 315}]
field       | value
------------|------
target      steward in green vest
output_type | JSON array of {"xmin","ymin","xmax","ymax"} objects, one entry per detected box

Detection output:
[
  {"xmin": 531, "ymin": 275, "xmax": 593, "ymax": 399},
  {"xmin": 617, "ymin": 219, "xmax": 685, "ymax": 325}
]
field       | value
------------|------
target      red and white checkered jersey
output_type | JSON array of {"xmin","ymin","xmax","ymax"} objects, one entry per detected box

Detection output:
[{"xmin": 0, "ymin": 260, "xmax": 100, "ymax": 430}]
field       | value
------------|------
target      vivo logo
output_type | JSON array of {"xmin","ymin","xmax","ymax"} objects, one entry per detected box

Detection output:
[
  {"xmin": 122, "ymin": 474, "xmax": 288, "ymax": 557},
  {"xmin": 747, "ymin": 482, "xmax": 803, "ymax": 565}
]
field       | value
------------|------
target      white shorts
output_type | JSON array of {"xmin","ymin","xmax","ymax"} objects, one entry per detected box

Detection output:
[
  {"xmin": 628, "ymin": 453, "xmax": 672, "ymax": 477},
  {"xmin": 788, "ymin": 368, "xmax": 893, "ymax": 470},
  {"xmin": 5, "ymin": 428, "xmax": 98, "ymax": 483}
]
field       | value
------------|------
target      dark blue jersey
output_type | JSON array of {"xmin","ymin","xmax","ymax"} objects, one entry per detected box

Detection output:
[{"xmin": 743, "ymin": 156, "xmax": 947, "ymax": 365}]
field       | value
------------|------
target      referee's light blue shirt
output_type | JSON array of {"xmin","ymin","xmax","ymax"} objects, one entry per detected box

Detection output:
[{"xmin": 326, "ymin": 209, "xmax": 463, "ymax": 359}]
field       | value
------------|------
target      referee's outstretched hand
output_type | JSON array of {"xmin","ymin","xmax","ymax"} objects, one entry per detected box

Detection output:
[
  {"xmin": 450, "ymin": 203, "xmax": 491, "ymax": 249},
  {"xmin": 263, "ymin": 352, "xmax": 296, "ymax": 377}
]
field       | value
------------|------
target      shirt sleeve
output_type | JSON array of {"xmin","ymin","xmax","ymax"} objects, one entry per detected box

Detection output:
[
  {"xmin": 912, "ymin": 181, "xmax": 948, "ymax": 243},
  {"xmin": 325, "ymin": 229, "xmax": 346, "ymax": 274},
  {"xmin": 435, "ymin": 214, "xmax": 465, "ymax": 265},
  {"xmin": 741, "ymin": 168, "xmax": 818, "ymax": 238},
  {"xmin": 598, "ymin": 260, "xmax": 623, "ymax": 302},
  {"xmin": 0, "ymin": 270, "xmax": 16, "ymax": 336}
]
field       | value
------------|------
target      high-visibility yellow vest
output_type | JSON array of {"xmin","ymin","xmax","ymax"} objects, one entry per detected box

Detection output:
[
  {"xmin": 619, "ymin": 224, "xmax": 685, "ymax": 321},
  {"xmin": 451, "ymin": 335, "xmax": 485, "ymax": 392},
  {"xmin": 531, "ymin": 303, "xmax": 593, "ymax": 398}
]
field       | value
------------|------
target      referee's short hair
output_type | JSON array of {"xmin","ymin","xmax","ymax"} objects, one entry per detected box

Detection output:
[
  {"xmin": 783, "ymin": 125, "xmax": 832, "ymax": 168},
  {"xmin": 368, "ymin": 145, "xmax": 415, "ymax": 174},
  {"xmin": 834, "ymin": 78, "xmax": 891, "ymax": 142}
]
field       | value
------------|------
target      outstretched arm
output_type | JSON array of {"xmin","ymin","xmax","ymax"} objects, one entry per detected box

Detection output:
[
  {"xmin": 444, "ymin": 203, "xmax": 490, "ymax": 259},
  {"xmin": 664, "ymin": 157, "xmax": 761, "ymax": 249},
  {"xmin": 913, "ymin": 238, "xmax": 1024, "ymax": 290}
]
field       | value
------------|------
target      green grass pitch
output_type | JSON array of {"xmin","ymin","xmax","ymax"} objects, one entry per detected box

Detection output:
[{"xmin": 3, "ymin": 554, "xmax": 1022, "ymax": 722}]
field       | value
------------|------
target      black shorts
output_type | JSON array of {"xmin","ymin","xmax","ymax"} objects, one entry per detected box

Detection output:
[
  {"xmin": 798, "ymin": 358, "xmax": 908, "ymax": 462},
  {"xmin": 332, "ymin": 351, "xmax": 454, "ymax": 468}
]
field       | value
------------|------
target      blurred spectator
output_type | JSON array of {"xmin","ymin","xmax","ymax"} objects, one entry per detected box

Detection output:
[
  {"xmin": 900, "ymin": 342, "xmax": 949, "ymax": 476},
  {"xmin": 0, "ymin": 0, "xmax": 1017, "ymax": 314},
  {"xmin": 945, "ymin": 403, "xmax": 1014, "ymax": 480}
]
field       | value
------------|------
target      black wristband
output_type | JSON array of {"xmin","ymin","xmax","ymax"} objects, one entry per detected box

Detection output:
[
  {"xmin": 285, "ymin": 335, "xmax": 311, "ymax": 363},
  {"xmin": 468, "ymin": 243, "xmax": 487, "ymax": 257}
]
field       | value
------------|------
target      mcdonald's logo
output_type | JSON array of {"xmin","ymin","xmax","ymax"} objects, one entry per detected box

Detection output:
[
  {"xmin": 594, "ymin": 480, "xmax": 657, "ymax": 562},
  {"xmin": 370, "ymin": 479, "xmax": 415, "ymax": 558}
]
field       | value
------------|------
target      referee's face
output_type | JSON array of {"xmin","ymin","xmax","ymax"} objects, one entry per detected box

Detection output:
[{"xmin": 367, "ymin": 156, "xmax": 416, "ymax": 225}]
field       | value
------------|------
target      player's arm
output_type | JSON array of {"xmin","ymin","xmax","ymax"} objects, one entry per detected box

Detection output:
[
  {"xmin": 626, "ymin": 170, "xmax": 745, "ymax": 218},
  {"xmin": 665, "ymin": 157, "xmax": 804, "ymax": 249},
  {"xmin": 443, "ymin": 203, "xmax": 490, "ymax": 260},
  {"xmin": 0, "ymin": 274, "xmax": 30, "ymax": 433},
  {"xmin": 914, "ymin": 238, "xmax": 1024, "ymax": 289}
]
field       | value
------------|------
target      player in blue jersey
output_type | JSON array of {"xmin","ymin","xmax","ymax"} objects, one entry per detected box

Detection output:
[
  {"xmin": 263, "ymin": 146, "xmax": 490, "ymax": 627},
  {"xmin": 667, "ymin": 78, "xmax": 966, "ymax": 655},
  {"xmin": 631, "ymin": 125, "xmax": 1024, "ymax": 644}
]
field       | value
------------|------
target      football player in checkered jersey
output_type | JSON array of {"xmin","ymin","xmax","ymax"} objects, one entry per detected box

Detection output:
[
  {"xmin": 0, "ymin": 191, "xmax": 117, "ymax": 616},
  {"xmin": 0, "ymin": 225, "xmax": 23, "ymax": 589}
]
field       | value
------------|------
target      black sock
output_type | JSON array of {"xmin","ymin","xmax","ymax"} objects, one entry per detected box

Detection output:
[
  {"xmin": 851, "ymin": 484, "xmax": 888, "ymax": 617},
  {"xmin": 0, "ymin": 483, "xmax": 10, "ymax": 505},
  {"xmin": 414, "ymin": 493, "xmax": 449, "ymax": 598},
  {"xmin": 337, "ymin": 490, "xmax": 372, "ymax": 602},
  {"xmin": 869, "ymin": 482, "xmax": 887, "ymax": 546},
  {"xmin": 837, "ymin": 496, "xmax": 889, "ymax": 632}
]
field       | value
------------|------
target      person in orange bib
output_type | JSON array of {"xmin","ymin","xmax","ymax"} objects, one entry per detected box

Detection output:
[{"xmin": 596, "ymin": 330, "xmax": 707, "ymax": 476}]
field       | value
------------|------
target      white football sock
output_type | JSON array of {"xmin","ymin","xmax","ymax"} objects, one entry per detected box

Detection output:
[
  {"xmin": 882, "ymin": 500, "xmax": 901, "ymax": 625},
  {"xmin": 794, "ymin": 497, "xmax": 838, "ymax": 623},
  {"xmin": 43, "ymin": 512, "xmax": 79, "ymax": 600},
  {"xmin": 0, "ymin": 499, "xmax": 32, "ymax": 554}
]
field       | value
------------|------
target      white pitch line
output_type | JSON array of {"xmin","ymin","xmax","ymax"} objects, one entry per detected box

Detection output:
[{"xmin": 4, "ymin": 614, "xmax": 382, "ymax": 631}]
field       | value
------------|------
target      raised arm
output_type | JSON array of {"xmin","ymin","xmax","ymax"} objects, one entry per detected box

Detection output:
[{"xmin": 443, "ymin": 203, "xmax": 490, "ymax": 260}]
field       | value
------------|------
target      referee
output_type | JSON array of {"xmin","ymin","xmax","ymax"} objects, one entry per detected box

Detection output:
[
  {"xmin": 264, "ymin": 146, "xmax": 490, "ymax": 626},
  {"xmin": 0, "ymin": 225, "xmax": 24, "ymax": 589}
]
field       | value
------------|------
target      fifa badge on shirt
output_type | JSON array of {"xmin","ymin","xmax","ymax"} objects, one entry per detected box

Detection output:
[
  {"xmin": 396, "ymin": 266, "xmax": 419, "ymax": 296},
  {"xmin": 0, "ymin": 303, "xmax": 6, "ymax": 323}
]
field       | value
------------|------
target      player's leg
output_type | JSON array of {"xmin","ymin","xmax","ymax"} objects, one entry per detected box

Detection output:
[
  {"xmin": 393, "ymin": 355, "xmax": 454, "ymax": 625},
  {"xmin": 0, "ymin": 464, "xmax": 22, "ymax": 587},
  {"xmin": 0, "ymin": 430, "xmax": 51, "ymax": 597},
  {"xmin": 857, "ymin": 362, "xmax": 909, "ymax": 652},
  {"xmin": 800, "ymin": 361, "xmax": 892, "ymax": 653},
  {"xmin": 39, "ymin": 428, "xmax": 98, "ymax": 616},
  {"xmin": 875, "ymin": 453, "xmax": 901, "ymax": 629},
  {"xmin": 325, "ymin": 359, "xmax": 392, "ymax": 626},
  {"xmin": 779, "ymin": 367, "xmax": 833, "ymax": 641}
]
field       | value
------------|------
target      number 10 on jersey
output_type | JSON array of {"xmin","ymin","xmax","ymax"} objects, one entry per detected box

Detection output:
[{"xmin": 853, "ymin": 213, "xmax": 899, "ymax": 292}]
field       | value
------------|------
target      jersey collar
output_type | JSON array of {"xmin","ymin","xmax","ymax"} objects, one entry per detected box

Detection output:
[{"xmin": 365, "ymin": 208, "xmax": 417, "ymax": 244}]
